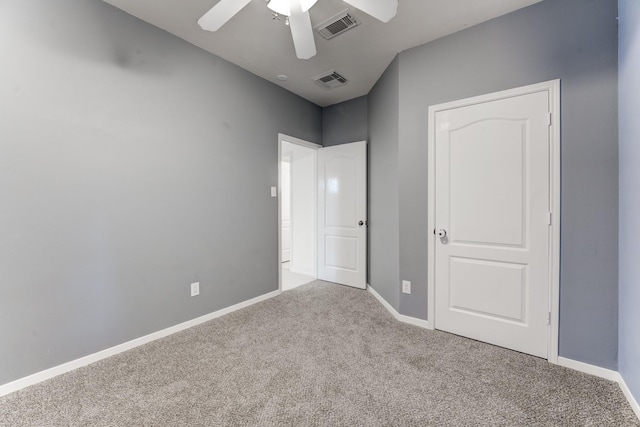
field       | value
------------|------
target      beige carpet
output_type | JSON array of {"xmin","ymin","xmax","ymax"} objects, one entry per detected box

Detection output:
[{"xmin": 1, "ymin": 281, "xmax": 638, "ymax": 426}]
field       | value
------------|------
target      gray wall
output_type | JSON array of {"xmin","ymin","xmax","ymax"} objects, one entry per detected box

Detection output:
[
  {"xmin": 367, "ymin": 0, "xmax": 619, "ymax": 368},
  {"xmin": 322, "ymin": 96, "xmax": 368, "ymax": 147},
  {"xmin": 619, "ymin": 0, "xmax": 640, "ymax": 402},
  {"xmin": 366, "ymin": 58, "xmax": 400, "ymax": 310},
  {"xmin": 0, "ymin": 0, "xmax": 321, "ymax": 385}
]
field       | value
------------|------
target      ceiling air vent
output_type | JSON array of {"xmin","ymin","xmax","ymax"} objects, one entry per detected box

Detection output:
[
  {"xmin": 312, "ymin": 70, "xmax": 348, "ymax": 90},
  {"xmin": 314, "ymin": 9, "xmax": 359, "ymax": 40}
]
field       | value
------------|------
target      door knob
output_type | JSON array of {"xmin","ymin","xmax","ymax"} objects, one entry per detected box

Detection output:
[
  {"xmin": 358, "ymin": 220, "xmax": 364, "ymax": 226},
  {"xmin": 437, "ymin": 229, "xmax": 447, "ymax": 238}
]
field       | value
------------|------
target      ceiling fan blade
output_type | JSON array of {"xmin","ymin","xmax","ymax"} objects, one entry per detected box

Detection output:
[
  {"xmin": 289, "ymin": 0, "xmax": 317, "ymax": 60},
  {"xmin": 198, "ymin": 0, "xmax": 252, "ymax": 32},
  {"xmin": 343, "ymin": 0, "xmax": 398, "ymax": 23}
]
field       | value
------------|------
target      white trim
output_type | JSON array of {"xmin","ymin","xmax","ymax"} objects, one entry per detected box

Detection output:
[
  {"xmin": 619, "ymin": 375, "xmax": 640, "ymax": 421},
  {"xmin": 277, "ymin": 133, "xmax": 322, "ymax": 150},
  {"xmin": 426, "ymin": 80, "xmax": 561, "ymax": 362},
  {"xmin": 557, "ymin": 357, "xmax": 620, "ymax": 382},
  {"xmin": 0, "ymin": 289, "xmax": 281, "ymax": 398},
  {"xmin": 427, "ymin": 96, "xmax": 437, "ymax": 332},
  {"xmin": 547, "ymin": 80, "xmax": 561, "ymax": 365},
  {"xmin": 558, "ymin": 357, "xmax": 640, "ymax": 421},
  {"xmin": 277, "ymin": 134, "xmax": 320, "ymax": 292},
  {"xmin": 367, "ymin": 284, "xmax": 432, "ymax": 329}
]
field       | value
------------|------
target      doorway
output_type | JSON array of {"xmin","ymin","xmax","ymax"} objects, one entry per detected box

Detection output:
[
  {"xmin": 278, "ymin": 135, "xmax": 368, "ymax": 292},
  {"xmin": 279, "ymin": 135, "xmax": 320, "ymax": 291},
  {"xmin": 427, "ymin": 80, "xmax": 561, "ymax": 362}
]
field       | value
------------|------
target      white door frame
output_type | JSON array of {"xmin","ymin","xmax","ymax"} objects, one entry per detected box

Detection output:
[
  {"xmin": 281, "ymin": 152, "xmax": 292, "ymax": 263},
  {"xmin": 277, "ymin": 133, "xmax": 322, "ymax": 292},
  {"xmin": 426, "ymin": 80, "xmax": 561, "ymax": 364}
]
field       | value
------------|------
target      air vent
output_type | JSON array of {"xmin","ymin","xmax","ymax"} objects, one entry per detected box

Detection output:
[
  {"xmin": 314, "ymin": 9, "xmax": 359, "ymax": 40},
  {"xmin": 312, "ymin": 70, "xmax": 348, "ymax": 90}
]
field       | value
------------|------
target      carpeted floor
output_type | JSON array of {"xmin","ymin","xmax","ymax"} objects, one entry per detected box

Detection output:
[{"xmin": 1, "ymin": 281, "xmax": 638, "ymax": 426}]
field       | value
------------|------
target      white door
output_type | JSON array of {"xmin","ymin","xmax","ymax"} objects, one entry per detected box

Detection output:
[
  {"xmin": 317, "ymin": 141, "xmax": 367, "ymax": 289},
  {"xmin": 434, "ymin": 90, "xmax": 551, "ymax": 358}
]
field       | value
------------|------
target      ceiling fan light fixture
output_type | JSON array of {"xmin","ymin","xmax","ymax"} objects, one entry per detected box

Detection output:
[
  {"xmin": 199, "ymin": 0, "xmax": 399, "ymax": 61},
  {"xmin": 268, "ymin": 0, "xmax": 290, "ymax": 16}
]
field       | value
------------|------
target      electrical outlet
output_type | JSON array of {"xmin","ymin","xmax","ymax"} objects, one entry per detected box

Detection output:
[
  {"xmin": 402, "ymin": 280, "xmax": 411, "ymax": 294},
  {"xmin": 190, "ymin": 282, "xmax": 200, "ymax": 297}
]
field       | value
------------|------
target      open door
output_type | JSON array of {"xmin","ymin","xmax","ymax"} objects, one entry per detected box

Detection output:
[{"xmin": 317, "ymin": 141, "xmax": 367, "ymax": 289}]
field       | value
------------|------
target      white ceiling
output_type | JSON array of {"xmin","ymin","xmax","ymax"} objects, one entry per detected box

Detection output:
[{"xmin": 103, "ymin": 0, "xmax": 542, "ymax": 107}]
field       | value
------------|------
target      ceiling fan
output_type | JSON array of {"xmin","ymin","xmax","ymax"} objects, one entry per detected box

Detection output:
[{"xmin": 197, "ymin": 0, "xmax": 398, "ymax": 60}]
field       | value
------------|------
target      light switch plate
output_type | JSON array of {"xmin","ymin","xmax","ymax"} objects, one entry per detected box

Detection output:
[
  {"xmin": 271, "ymin": 186, "xmax": 277, "ymax": 197},
  {"xmin": 190, "ymin": 282, "xmax": 200, "ymax": 297},
  {"xmin": 402, "ymin": 280, "xmax": 411, "ymax": 294}
]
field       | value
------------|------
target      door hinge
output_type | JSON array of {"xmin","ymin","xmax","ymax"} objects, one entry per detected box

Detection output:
[
  {"xmin": 547, "ymin": 312, "xmax": 551, "ymax": 325},
  {"xmin": 547, "ymin": 212, "xmax": 552, "ymax": 225},
  {"xmin": 547, "ymin": 112, "xmax": 552, "ymax": 126}
]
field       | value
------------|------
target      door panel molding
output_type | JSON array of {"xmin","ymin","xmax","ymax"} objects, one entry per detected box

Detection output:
[{"xmin": 427, "ymin": 80, "xmax": 561, "ymax": 363}]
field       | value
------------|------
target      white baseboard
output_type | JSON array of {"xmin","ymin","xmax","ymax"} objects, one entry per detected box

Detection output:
[
  {"xmin": 619, "ymin": 375, "xmax": 640, "ymax": 420},
  {"xmin": 0, "ymin": 289, "xmax": 281, "ymax": 398},
  {"xmin": 558, "ymin": 357, "xmax": 640, "ymax": 421},
  {"xmin": 3, "ymin": 287, "xmax": 638, "ymax": 423},
  {"xmin": 557, "ymin": 357, "xmax": 620, "ymax": 381},
  {"xmin": 367, "ymin": 284, "xmax": 431, "ymax": 329}
]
